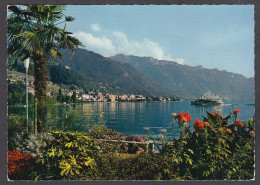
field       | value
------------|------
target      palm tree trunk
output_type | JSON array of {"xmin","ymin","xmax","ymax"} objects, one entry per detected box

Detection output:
[{"xmin": 33, "ymin": 55, "xmax": 48, "ymax": 133}]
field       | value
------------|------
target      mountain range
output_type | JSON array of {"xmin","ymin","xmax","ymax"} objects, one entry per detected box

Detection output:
[
  {"xmin": 61, "ymin": 49, "xmax": 171, "ymax": 97},
  {"xmin": 59, "ymin": 48, "xmax": 254, "ymax": 101},
  {"xmin": 111, "ymin": 54, "xmax": 254, "ymax": 101}
]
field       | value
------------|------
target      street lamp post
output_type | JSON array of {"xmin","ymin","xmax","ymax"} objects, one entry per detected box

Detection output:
[{"xmin": 24, "ymin": 58, "xmax": 30, "ymax": 132}]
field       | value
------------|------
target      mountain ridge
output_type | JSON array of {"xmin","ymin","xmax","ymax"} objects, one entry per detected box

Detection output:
[
  {"xmin": 60, "ymin": 49, "xmax": 172, "ymax": 97},
  {"xmin": 112, "ymin": 53, "xmax": 253, "ymax": 79},
  {"xmin": 110, "ymin": 53, "xmax": 254, "ymax": 101}
]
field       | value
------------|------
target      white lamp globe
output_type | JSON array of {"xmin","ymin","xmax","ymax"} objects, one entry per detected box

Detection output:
[{"xmin": 24, "ymin": 58, "xmax": 30, "ymax": 69}]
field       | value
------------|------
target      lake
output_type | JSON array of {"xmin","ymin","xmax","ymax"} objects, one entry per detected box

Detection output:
[
  {"xmin": 81, "ymin": 101, "xmax": 255, "ymax": 137},
  {"xmin": 8, "ymin": 101, "xmax": 254, "ymax": 137}
]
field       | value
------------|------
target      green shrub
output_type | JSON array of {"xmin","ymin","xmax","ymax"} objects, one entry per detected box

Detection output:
[
  {"xmin": 187, "ymin": 113, "xmax": 255, "ymax": 180},
  {"xmin": 125, "ymin": 135, "xmax": 147, "ymax": 154},
  {"xmin": 89, "ymin": 126, "xmax": 128, "ymax": 153},
  {"xmin": 8, "ymin": 114, "xmax": 26, "ymax": 150},
  {"xmin": 31, "ymin": 131, "xmax": 98, "ymax": 180},
  {"xmin": 8, "ymin": 108, "xmax": 254, "ymax": 180},
  {"xmin": 159, "ymin": 110, "xmax": 255, "ymax": 180},
  {"xmin": 53, "ymin": 107, "xmax": 105, "ymax": 132},
  {"xmin": 14, "ymin": 132, "xmax": 54, "ymax": 157},
  {"xmin": 92, "ymin": 152, "xmax": 176, "ymax": 180},
  {"xmin": 123, "ymin": 153, "xmax": 175, "ymax": 180}
]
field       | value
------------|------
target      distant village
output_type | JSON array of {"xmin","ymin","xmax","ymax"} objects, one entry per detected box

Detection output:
[
  {"xmin": 8, "ymin": 71, "xmax": 181, "ymax": 103},
  {"xmin": 50, "ymin": 89, "xmax": 180, "ymax": 103}
]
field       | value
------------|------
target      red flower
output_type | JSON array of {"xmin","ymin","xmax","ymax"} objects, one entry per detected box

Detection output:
[
  {"xmin": 235, "ymin": 120, "xmax": 243, "ymax": 128},
  {"xmin": 8, "ymin": 151, "xmax": 34, "ymax": 179},
  {"xmin": 211, "ymin": 112, "xmax": 222, "ymax": 118},
  {"xmin": 175, "ymin": 112, "xmax": 192, "ymax": 124},
  {"xmin": 193, "ymin": 119, "xmax": 205, "ymax": 133},
  {"xmin": 175, "ymin": 112, "xmax": 184, "ymax": 120},
  {"xmin": 234, "ymin": 108, "xmax": 240, "ymax": 114},
  {"xmin": 184, "ymin": 112, "xmax": 192, "ymax": 123}
]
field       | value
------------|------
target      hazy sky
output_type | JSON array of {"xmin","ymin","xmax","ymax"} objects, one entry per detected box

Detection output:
[{"xmin": 64, "ymin": 5, "xmax": 254, "ymax": 77}]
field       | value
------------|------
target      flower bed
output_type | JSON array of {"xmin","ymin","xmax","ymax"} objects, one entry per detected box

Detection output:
[
  {"xmin": 8, "ymin": 150, "xmax": 34, "ymax": 180},
  {"xmin": 8, "ymin": 108, "xmax": 254, "ymax": 180}
]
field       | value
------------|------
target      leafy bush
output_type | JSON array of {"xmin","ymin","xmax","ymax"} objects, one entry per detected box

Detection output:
[
  {"xmin": 8, "ymin": 108, "xmax": 254, "ymax": 180},
  {"xmin": 89, "ymin": 125, "xmax": 122, "ymax": 139},
  {"xmin": 8, "ymin": 81, "xmax": 34, "ymax": 105},
  {"xmin": 187, "ymin": 112, "xmax": 255, "ymax": 180},
  {"xmin": 32, "ymin": 131, "xmax": 98, "ymax": 180},
  {"xmin": 8, "ymin": 150, "xmax": 35, "ymax": 180},
  {"xmin": 154, "ymin": 109, "xmax": 255, "ymax": 180},
  {"xmin": 92, "ymin": 153, "xmax": 175, "ymax": 180},
  {"xmin": 121, "ymin": 153, "xmax": 174, "ymax": 180},
  {"xmin": 14, "ymin": 132, "xmax": 54, "ymax": 157},
  {"xmin": 89, "ymin": 126, "xmax": 128, "ymax": 153},
  {"xmin": 89, "ymin": 127, "xmax": 148, "ymax": 154},
  {"xmin": 125, "ymin": 135, "xmax": 147, "ymax": 154},
  {"xmin": 8, "ymin": 114, "xmax": 26, "ymax": 150},
  {"xmin": 48, "ymin": 106, "xmax": 105, "ymax": 132}
]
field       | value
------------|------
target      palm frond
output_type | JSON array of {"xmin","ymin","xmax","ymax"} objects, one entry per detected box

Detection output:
[
  {"xmin": 65, "ymin": 16, "xmax": 75, "ymax": 22},
  {"xmin": 14, "ymin": 30, "xmax": 35, "ymax": 38},
  {"xmin": 7, "ymin": 4, "xmax": 82, "ymax": 69},
  {"xmin": 59, "ymin": 35, "xmax": 84, "ymax": 49},
  {"xmin": 50, "ymin": 5, "xmax": 66, "ymax": 13},
  {"xmin": 50, "ymin": 48, "xmax": 62, "ymax": 60}
]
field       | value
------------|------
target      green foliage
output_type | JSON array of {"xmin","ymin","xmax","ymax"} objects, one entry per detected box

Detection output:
[
  {"xmin": 56, "ymin": 88, "xmax": 68, "ymax": 103},
  {"xmin": 125, "ymin": 135, "xmax": 147, "ymax": 154},
  {"xmin": 144, "ymin": 110, "xmax": 255, "ymax": 180},
  {"xmin": 72, "ymin": 91, "xmax": 76, "ymax": 103},
  {"xmin": 92, "ymin": 153, "xmax": 176, "ymax": 180},
  {"xmin": 8, "ymin": 5, "xmax": 83, "ymax": 133},
  {"xmin": 8, "ymin": 107, "xmax": 254, "ymax": 180},
  {"xmin": 49, "ymin": 63, "xmax": 107, "ymax": 93},
  {"xmin": 89, "ymin": 126, "xmax": 127, "ymax": 153},
  {"xmin": 9, "ymin": 62, "xmax": 34, "ymax": 75},
  {"xmin": 32, "ymin": 131, "xmax": 98, "ymax": 180},
  {"xmin": 8, "ymin": 81, "xmax": 34, "ymax": 105},
  {"xmin": 89, "ymin": 125, "xmax": 123, "ymax": 139},
  {"xmin": 44, "ymin": 102, "xmax": 105, "ymax": 132},
  {"xmin": 167, "ymin": 112, "xmax": 255, "ymax": 180},
  {"xmin": 8, "ymin": 114, "xmax": 26, "ymax": 150}
]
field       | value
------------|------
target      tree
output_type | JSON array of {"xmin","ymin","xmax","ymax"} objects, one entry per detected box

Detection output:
[
  {"xmin": 65, "ymin": 95, "xmax": 71, "ymax": 103},
  {"xmin": 8, "ymin": 81, "xmax": 34, "ymax": 105},
  {"xmin": 57, "ymin": 88, "xmax": 63, "ymax": 103},
  {"xmin": 72, "ymin": 91, "xmax": 76, "ymax": 103},
  {"xmin": 8, "ymin": 5, "xmax": 83, "ymax": 133}
]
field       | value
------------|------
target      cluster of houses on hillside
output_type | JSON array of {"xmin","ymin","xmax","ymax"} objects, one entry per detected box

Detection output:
[
  {"xmin": 8, "ymin": 73, "xmax": 180, "ymax": 102},
  {"xmin": 49, "ymin": 89, "xmax": 179, "ymax": 102}
]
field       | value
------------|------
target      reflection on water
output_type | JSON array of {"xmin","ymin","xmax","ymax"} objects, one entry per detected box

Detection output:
[
  {"xmin": 81, "ymin": 101, "xmax": 254, "ymax": 136},
  {"xmin": 8, "ymin": 101, "xmax": 254, "ymax": 137}
]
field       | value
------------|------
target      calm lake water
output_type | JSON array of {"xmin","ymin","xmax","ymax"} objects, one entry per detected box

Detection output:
[
  {"xmin": 9, "ymin": 101, "xmax": 254, "ymax": 137},
  {"xmin": 81, "ymin": 101, "xmax": 255, "ymax": 137}
]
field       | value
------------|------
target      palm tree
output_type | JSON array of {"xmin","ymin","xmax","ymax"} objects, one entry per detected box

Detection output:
[{"xmin": 8, "ymin": 5, "xmax": 83, "ymax": 133}]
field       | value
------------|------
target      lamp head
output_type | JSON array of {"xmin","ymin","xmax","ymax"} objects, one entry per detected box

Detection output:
[{"xmin": 24, "ymin": 58, "xmax": 30, "ymax": 69}]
